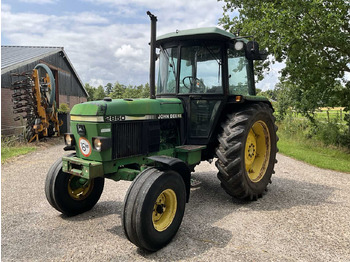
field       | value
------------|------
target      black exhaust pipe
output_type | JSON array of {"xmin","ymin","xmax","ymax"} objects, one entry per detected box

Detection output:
[{"xmin": 147, "ymin": 11, "xmax": 157, "ymax": 99}]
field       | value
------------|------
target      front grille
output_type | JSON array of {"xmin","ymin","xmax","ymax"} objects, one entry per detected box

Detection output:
[{"xmin": 112, "ymin": 120, "xmax": 160, "ymax": 159}]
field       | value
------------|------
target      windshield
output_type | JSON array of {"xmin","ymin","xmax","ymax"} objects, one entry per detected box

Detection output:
[
  {"xmin": 157, "ymin": 47, "xmax": 177, "ymax": 94},
  {"xmin": 179, "ymin": 45, "xmax": 223, "ymax": 94},
  {"xmin": 157, "ymin": 44, "xmax": 223, "ymax": 95}
]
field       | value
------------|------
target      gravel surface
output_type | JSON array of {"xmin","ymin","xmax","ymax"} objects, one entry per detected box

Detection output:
[{"xmin": 2, "ymin": 141, "xmax": 350, "ymax": 261}]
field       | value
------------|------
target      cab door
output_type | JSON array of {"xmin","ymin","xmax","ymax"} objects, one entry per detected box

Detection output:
[{"xmin": 177, "ymin": 44, "xmax": 225, "ymax": 144}]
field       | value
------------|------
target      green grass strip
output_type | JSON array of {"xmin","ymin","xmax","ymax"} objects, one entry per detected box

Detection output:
[
  {"xmin": 1, "ymin": 145, "xmax": 37, "ymax": 164},
  {"xmin": 278, "ymin": 134, "xmax": 350, "ymax": 173}
]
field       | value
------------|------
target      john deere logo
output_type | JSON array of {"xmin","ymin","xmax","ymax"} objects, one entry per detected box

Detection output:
[
  {"xmin": 77, "ymin": 124, "xmax": 86, "ymax": 135},
  {"xmin": 79, "ymin": 137, "xmax": 91, "ymax": 157}
]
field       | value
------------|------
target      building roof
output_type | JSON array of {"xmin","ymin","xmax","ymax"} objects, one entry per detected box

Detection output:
[
  {"xmin": 1, "ymin": 46, "xmax": 88, "ymax": 97},
  {"xmin": 1, "ymin": 46, "xmax": 63, "ymax": 72},
  {"xmin": 156, "ymin": 27, "xmax": 236, "ymax": 45}
]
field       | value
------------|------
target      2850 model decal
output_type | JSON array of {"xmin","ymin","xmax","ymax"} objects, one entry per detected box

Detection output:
[
  {"xmin": 105, "ymin": 115, "xmax": 126, "ymax": 122},
  {"xmin": 104, "ymin": 114, "xmax": 182, "ymax": 122}
]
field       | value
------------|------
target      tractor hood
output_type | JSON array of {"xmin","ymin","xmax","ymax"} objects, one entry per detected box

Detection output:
[{"xmin": 70, "ymin": 98, "xmax": 184, "ymax": 121}]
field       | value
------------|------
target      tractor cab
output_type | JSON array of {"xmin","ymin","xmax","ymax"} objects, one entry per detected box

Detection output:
[{"xmin": 155, "ymin": 27, "xmax": 266, "ymax": 145}]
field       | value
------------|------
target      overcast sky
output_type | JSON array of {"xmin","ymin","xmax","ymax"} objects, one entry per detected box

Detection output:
[{"xmin": 1, "ymin": 0, "xmax": 281, "ymax": 90}]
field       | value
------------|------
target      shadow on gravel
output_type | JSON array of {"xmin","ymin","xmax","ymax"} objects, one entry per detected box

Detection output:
[
  {"xmin": 60, "ymin": 201, "xmax": 123, "ymax": 221},
  {"xmin": 135, "ymin": 170, "xmax": 336, "ymax": 260},
  {"xmin": 58, "ymin": 170, "xmax": 335, "ymax": 260},
  {"xmin": 248, "ymin": 176, "xmax": 337, "ymax": 211}
]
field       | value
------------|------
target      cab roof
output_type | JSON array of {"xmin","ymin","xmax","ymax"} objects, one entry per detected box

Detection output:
[{"xmin": 156, "ymin": 27, "xmax": 236, "ymax": 46}]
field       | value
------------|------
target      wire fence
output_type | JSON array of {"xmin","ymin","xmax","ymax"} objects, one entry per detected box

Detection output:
[{"xmin": 289, "ymin": 108, "xmax": 347, "ymax": 127}]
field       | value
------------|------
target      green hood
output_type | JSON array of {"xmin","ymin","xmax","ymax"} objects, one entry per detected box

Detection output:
[{"xmin": 70, "ymin": 98, "xmax": 184, "ymax": 117}]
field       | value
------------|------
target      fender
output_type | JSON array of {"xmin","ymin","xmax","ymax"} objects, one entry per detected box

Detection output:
[{"xmin": 148, "ymin": 155, "xmax": 191, "ymax": 202}]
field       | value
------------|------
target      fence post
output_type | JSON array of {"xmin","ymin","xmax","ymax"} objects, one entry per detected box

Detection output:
[
  {"xmin": 340, "ymin": 109, "xmax": 342, "ymax": 122},
  {"xmin": 327, "ymin": 110, "xmax": 330, "ymax": 122}
]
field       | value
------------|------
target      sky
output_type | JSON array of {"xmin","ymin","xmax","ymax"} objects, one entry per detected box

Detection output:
[{"xmin": 1, "ymin": 0, "xmax": 281, "ymax": 90}]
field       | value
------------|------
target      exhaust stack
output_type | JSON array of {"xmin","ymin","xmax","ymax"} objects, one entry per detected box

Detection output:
[{"xmin": 147, "ymin": 11, "xmax": 157, "ymax": 99}]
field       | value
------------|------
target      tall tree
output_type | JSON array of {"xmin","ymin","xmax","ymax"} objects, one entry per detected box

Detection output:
[
  {"xmin": 105, "ymin": 83, "xmax": 113, "ymax": 95},
  {"xmin": 141, "ymin": 83, "xmax": 151, "ymax": 98},
  {"xmin": 110, "ymin": 82, "xmax": 125, "ymax": 99},
  {"xmin": 220, "ymin": 0, "xmax": 350, "ymax": 123},
  {"xmin": 84, "ymin": 83, "xmax": 95, "ymax": 101},
  {"xmin": 94, "ymin": 85, "xmax": 106, "ymax": 100}
]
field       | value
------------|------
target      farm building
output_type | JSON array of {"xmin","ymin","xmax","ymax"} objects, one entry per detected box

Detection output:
[{"xmin": 1, "ymin": 46, "xmax": 88, "ymax": 135}]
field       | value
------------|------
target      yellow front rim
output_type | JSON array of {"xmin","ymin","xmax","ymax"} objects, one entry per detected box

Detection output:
[
  {"xmin": 152, "ymin": 189, "xmax": 177, "ymax": 232},
  {"xmin": 67, "ymin": 176, "xmax": 94, "ymax": 200},
  {"xmin": 245, "ymin": 120, "xmax": 271, "ymax": 182}
]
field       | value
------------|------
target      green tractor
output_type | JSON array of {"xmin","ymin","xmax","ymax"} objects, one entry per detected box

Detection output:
[{"xmin": 45, "ymin": 12, "xmax": 277, "ymax": 251}]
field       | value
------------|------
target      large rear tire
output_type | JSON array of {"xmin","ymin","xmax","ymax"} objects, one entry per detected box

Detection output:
[
  {"xmin": 215, "ymin": 103, "xmax": 278, "ymax": 200},
  {"xmin": 45, "ymin": 155, "xmax": 104, "ymax": 216},
  {"xmin": 122, "ymin": 168, "xmax": 186, "ymax": 251}
]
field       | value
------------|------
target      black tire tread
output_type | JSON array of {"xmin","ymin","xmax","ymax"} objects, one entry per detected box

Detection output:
[
  {"xmin": 122, "ymin": 168, "xmax": 160, "ymax": 247},
  {"xmin": 44, "ymin": 154, "xmax": 104, "ymax": 216},
  {"xmin": 122, "ymin": 168, "xmax": 186, "ymax": 251},
  {"xmin": 216, "ymin": 102, "xmax": 278, "ymax": 200},
  {"xmin": 45, "ymin": 153, "xmax": 75, "ymax": 213}
]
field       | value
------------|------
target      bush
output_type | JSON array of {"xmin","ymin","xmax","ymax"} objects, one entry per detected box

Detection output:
[
  {"xmin": 315, "ymin": 120, "xmax": 340, "ymax": 145},
  {"xmin": 278, "ymin": 112, "xmax": 310, "ymax": 139},
  {"xmin": 58, "ymin": 103, "xmax": 70, "ymax": 113},
  {"xmin": 278, "ymin": 113, "xmax": 350, "ymax": 150},
  {"xmin": 314, "ymin": 120, "xmax": 350, "ymax": 149}
]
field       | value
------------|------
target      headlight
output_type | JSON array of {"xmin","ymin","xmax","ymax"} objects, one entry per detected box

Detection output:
[
  {"xmin": 92, "ymin": 137, "xmax": 111, "ymax": 152},
  {"xmin": 64, "ymin": 133, "xmax": 75, "ymax": 146},
  {"xmin": 93, "ymin": 138, "xmax": 102, "ymax": 151},
  {"xmin": 234, "ymin": 41, "xmax": 244, "ymax": 51}
]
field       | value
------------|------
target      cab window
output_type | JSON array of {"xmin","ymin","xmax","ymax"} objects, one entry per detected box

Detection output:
[
  {"xmin": 179, "ymin": 45, "xmax": 223, "ymax": 94},
  {"xmin": 227, "ymin": 48, "xmax": 253, "ymax": 95}
]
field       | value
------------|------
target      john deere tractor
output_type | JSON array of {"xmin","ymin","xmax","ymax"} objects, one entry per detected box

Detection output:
[{"xmin": 45, "ymin": 12, "xmax": 277, "ymax": 251}]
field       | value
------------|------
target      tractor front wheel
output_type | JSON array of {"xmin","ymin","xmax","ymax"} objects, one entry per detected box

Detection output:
[
  {"xmin": 45, "ymin": 155, "xmax": 104, "ymax": 216},
  {"xmin": 122, "ymin": 168, "xmax": 186, "ymax": 251},
  {"xmin": 216, "ymin": 103, "xmax": 278, "ymax": 200}
]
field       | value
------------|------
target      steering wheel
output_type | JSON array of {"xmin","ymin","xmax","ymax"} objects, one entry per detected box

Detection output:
[{"xmin": 182, "ymin": 76, "xmax": 206, "ymax": 92}]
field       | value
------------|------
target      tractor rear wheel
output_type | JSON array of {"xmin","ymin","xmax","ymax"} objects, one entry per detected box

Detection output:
[
  {"xmin": 122, "ymin": 168, "xmax": 186, "ymax": 251},
  {"xmin": 216, "ymin": 103, "xmax": 278, "ymax": 200},
  {"xmin": 45, "ymin": 155, "xmax": 104, "ymax": 216}
]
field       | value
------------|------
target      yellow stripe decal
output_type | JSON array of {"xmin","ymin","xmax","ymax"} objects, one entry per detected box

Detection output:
[
  {"xmin": 70, "ymin": 116, "xmax": 104, "ymax": 122},
  {"xmin": 71, "ymin": 114, "xmax": 182, "ymax": 122}
]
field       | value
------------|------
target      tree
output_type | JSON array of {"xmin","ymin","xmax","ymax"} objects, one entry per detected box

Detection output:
[
  {"xmin": 105, "ymin": 83, "xmax": 113, "ymax": 95},
  {"xmin": 141, "ymin": 83, "xmax": 150, "ymax": 98},
  {"xmin": 256, "ymin": 88, "xmax": 262, "ymax": 95},
  {"xmin": 84, "ymin": 83, "xmax": 95, "ymax": 101},
  {"xmin": 94, "ymin": 85, "xmax": 106, "ymax": 100},
  {"xmin": 258, "ymin": 89, "xmax": 278, "ymax": 101},
  {"xmin": 220, "ymin": 0, "xmax": 350, "ymax": 125},
  {"xmin": 110, "ymin": 82, "xmax": 125, "ymax": 99},
  {"xmin": 274, "ymin": 82, "xmax": 293, "ymax": 121}
]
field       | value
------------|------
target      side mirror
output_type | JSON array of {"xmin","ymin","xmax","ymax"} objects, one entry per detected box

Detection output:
[{"xmin": 245, "ymin": 41, "xmax": 268, "ymax": 60}]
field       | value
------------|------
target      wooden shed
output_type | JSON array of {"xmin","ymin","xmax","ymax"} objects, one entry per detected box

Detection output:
[{"xmin": 1, "ymin": 46, "xmax": 88, "ymax": 135}]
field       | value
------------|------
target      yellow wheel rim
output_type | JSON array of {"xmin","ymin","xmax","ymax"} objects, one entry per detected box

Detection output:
[
  {"xmin": 67, "ymin": 176, "xmax": 94, "ymax": 200},
  {"xmin": 245, "ymin": 120, "xmax": 271, "ymax": 183},
  {"xmin": 152, "ymin": 189, "xmax": 177, "ymax": 232}
]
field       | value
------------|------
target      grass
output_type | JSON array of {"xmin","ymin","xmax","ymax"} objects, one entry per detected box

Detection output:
[
  {"xmin": 277, "ymin": 130, "xmax": 350, "ymax": 174},
  {"xmin": 1, "ymin": 144, "xmax": 37, "ymax": 164}
]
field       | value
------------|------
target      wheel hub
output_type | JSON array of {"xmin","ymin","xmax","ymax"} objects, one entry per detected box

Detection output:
[
  {"xmin": 245, "ymin": 120, "xmax": 271, "ymax": 183},
  {"xmin": 68, "ymin": 176, "xmax": 94, "ymax": 200},
  {"xmin": 248, "ymin": 143, "xmax": 256, "ymax": 158},
  {"xmin": 156, "ymin": 204, "xmax": 165, "ymax": 214},
  {"xmin": 245, "ymin": 130, "xmax": 257, "ymax": 167},
  {"xmin": 152, "ymin": 189, "xmax": 177, "ymax": 232}
]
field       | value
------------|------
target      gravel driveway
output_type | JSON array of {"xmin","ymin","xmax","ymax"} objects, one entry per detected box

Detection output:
[{"xmin": 2, "ymin": 141, "xmax": 350, "ymax": 261}]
